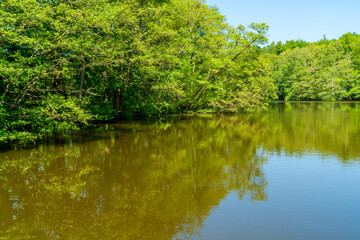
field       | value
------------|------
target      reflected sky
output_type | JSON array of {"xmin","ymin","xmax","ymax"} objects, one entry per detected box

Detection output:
[{"xmin": 197, "ymin": 153, "xmax": 360, "ymax": 240}]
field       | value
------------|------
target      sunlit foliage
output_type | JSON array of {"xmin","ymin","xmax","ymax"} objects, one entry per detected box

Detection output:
[
  {"xmin": 268, "ymin": 33, "xmax": 360, "ymax": 100},
  {"xmin": 0, "ymin": 0, "xmax": 272, "ymax": 144}
]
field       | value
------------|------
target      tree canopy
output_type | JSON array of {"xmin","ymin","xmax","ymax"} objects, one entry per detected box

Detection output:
[
  {"xmin": 267, "ymin": 33, "xmax": 360, "ymax": 101},
  {"xmin": 0, "ymin": 0, "xmax": 273, "ymax": 145}
]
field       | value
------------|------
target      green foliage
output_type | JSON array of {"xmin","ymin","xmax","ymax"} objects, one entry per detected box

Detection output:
[
  {"xmin": 1, "ymin": 0, "xmax": 359, "ymax": 146},
  {"xmin": 0, "ymin": 0, "xmax": 272, "ymax": 145},
  {"xmin": 0, "ymin": 96, "xmax": 91, "ymax": 145},
  {"xmin": 269, "ymin": 33, "xmax": 360, "ymax": 101},
  {"xmin": 263, "ymin": 39, "xmax": 310, "ymax": 55}
]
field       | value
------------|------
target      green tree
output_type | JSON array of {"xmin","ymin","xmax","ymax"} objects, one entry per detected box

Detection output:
[{"xmin": 0, "ymin": 0, "xmax": 273, "ymax": 145}]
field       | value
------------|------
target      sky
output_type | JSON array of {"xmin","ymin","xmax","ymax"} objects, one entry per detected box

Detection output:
[{"xmin": 206, "ymin": 0, "xmax": 360, "ymax": 43}]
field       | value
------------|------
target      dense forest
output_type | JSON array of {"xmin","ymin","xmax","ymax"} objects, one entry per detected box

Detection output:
[
  {"xmin": 1, "ymin": 0, "xmax": 360, "ymax": 145},
  {"xmin": 264, "ymin": 33, "xmax": 360, "ymax": 101},
  {"xmin": 0, "ymin": 0, "xmax": 272, "ymax": 145}
]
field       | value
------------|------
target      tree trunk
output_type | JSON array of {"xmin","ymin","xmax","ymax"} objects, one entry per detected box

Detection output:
[{"xmin": 114, "ymin": 87, "xmax": 124, "ymax": 119}]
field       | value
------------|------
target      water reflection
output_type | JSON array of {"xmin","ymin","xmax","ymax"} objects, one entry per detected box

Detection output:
[
  {"xmin": 0, "ymin": 102, "xmax": 359, "ymax": 239},
  {"xmin": 0, "ymin": 118, "xmax": 268, "ymax": 239},
  {"xmin": 266, "ymin": 102, "xmax": 360, "ymax": 162}
]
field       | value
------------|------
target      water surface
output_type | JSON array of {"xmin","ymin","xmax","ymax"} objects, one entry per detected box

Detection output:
[{"xmin": 1, "ymin": 102, "xmax": 360, "ymax": 239}]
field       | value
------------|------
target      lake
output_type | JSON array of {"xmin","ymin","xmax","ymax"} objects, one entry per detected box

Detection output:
[{"xmin": 0, "ymin": 102, "xmax": 360, "ymax": 239}]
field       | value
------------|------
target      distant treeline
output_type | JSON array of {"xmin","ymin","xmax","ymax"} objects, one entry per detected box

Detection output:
[
  {"xmin": 1, "ymin": 0, "xmax": 359, "ymax": 145},
  {"xmin": 263, "ymin": 33, "xmax": 360, "ymax": 101}
]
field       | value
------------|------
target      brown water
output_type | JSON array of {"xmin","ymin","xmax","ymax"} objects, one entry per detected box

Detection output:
[{"xmin": 0, "ymin": 102, "xmax": 360, "ymax": 239}]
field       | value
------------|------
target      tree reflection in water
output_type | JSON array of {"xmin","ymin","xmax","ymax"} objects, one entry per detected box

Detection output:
[{"xmin": 0, "ymin": 102, "xmax": 359, "ymax": 239}]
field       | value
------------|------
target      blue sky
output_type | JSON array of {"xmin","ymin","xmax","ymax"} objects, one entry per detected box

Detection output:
[{"xmin": 206, "ymin": 0, "xmax": 360, "ymax": 43}]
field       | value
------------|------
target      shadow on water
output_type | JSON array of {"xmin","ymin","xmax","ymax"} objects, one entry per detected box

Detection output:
[{"xmin": 0, "ymin": 116, "xmax": 183, "ymax": 153}]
